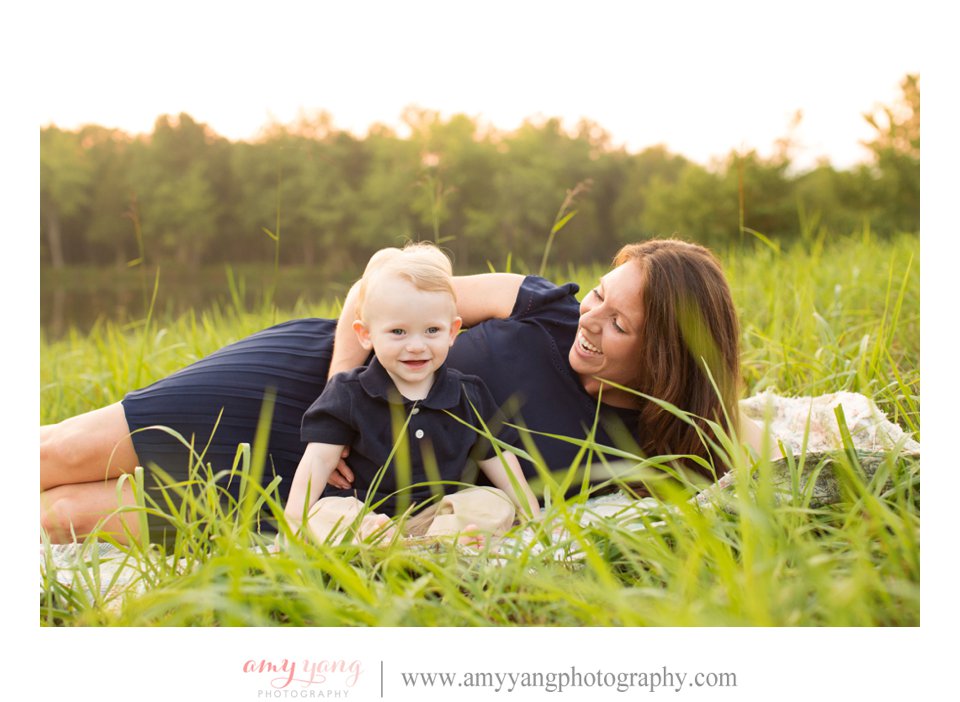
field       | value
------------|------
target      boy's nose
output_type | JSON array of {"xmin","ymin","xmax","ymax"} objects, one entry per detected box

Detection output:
[{"xmin": 405, "ymin": 336, "xmax": 427, "ymax": 352}]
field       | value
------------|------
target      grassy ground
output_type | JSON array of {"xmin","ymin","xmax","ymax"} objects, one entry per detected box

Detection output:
[{"xmin": 39, "ymin": 232, "xmax": 920, "ymax": 626}]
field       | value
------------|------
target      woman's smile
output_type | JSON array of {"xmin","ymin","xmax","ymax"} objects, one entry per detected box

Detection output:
[{"xmin": 575, "ymin": 330, "xmax": 602, "ymax": 356}]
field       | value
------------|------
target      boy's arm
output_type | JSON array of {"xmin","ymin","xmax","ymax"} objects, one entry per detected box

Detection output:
[
  {"xmin": 476, "ymin": 452, "xmax": 540, "ymax": 520},
  {"xmin": 284, "ymin": 441, "xmax": 348, "ymax": 527}
]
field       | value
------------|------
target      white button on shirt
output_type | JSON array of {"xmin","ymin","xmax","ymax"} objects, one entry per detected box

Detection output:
[{"xmin": 415, "ymin": 429, "xmax": 425, "ymax": 439}]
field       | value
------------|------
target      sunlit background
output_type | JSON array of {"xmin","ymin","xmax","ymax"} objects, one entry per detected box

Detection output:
[{"xmin": 38, "ymin": 0, "xmax": 919, "ymax": 170}]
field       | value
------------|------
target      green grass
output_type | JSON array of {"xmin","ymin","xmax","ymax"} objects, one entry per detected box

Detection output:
[{"xmin": 39, "ymin": 232, "xmax": 920, "ymax": 626}]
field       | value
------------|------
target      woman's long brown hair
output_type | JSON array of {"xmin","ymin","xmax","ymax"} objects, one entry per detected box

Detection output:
[{"xmin": 613, "ymin": 239, "xmax": 741, "ymax": 479}]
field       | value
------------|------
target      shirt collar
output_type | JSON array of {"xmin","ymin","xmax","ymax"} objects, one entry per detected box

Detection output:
[{"xmin": 358, "ymin": 356, "xmax": 462, "ymax": 410}]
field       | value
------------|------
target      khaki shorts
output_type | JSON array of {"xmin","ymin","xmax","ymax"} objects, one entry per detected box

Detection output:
[{"xmin": 307, "ymin": 487, "xmax": 516, "ymax": 543}]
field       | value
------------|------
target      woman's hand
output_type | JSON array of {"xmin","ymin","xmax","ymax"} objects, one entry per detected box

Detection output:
[{"xmin": 326, "ymin": 447, "xmax": 355, "ymax": 489}]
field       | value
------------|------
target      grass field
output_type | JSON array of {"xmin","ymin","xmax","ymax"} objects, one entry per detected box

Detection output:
[{"xmin": 39, "ymin": 232, "xmax": 920, "ymax": 626}]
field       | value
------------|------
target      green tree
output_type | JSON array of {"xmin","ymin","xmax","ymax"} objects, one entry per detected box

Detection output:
[
  {"xmin": 642, "ymin": 147, "xmax": 798, "ymax": 248},
  {"xmin": 352, "ymin": 124, "xmax": 422, "ymax": 258},
  {"xmin": 726, "ymin": 150, "xmax": 796, "ymax": 242},
  {"xmin": 403, "ymin": 109, "xmax": 501, "ymax": 268},
  {"xmin": 77, "ymin": 126, "xmax": 138, "ymax": 267},
  {"xmin": 245, "ymin": 116, "xmax": 366, "ymax": 273},
  {"xmin": 40, "ymin": 127, "xmax": 92, "ymax": 268},
  {"xmin": 862, "ymin": 74, "xmax": 920, "ymax": 233},
  {"xmin": 793, "ymin": 163, "xmax": 881, "ymax": 238},
  {"xmin": 490, "ymin": 117, "xmax": 599, "ymax": 267},
  {"xmin": 611, "ymin": 145, "xmax": 689, "ymax": 245},
  {"xmin": 129, "ymin": 114, "xmax": 221, "ymax": 266},
  {"xmin": 642, "ymin": 162, "xmax": 735, "ymax": 245}
]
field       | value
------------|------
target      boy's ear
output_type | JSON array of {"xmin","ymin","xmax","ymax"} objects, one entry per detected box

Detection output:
[
  {"xmin": 352, "ymin": 319, "xmax": 373, "ymax": 350},
  {"xmin": 449, "ymin": 316, "xmax": 463, "ymax": 345}
]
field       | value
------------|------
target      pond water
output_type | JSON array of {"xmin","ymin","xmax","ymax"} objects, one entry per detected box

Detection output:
[{"xmin": 40, "ymin": 266, "xmax": 354, "ymax": 339}]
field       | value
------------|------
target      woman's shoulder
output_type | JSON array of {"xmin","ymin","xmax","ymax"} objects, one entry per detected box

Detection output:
[{"xmin": 510, "ymin": 275, "xmax": 581, "ymax": 320}]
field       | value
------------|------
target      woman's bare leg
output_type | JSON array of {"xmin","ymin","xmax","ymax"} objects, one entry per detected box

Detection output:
[
  {"xmin": 41, "ymin": 479, "xmax": 142, "ymax": 544},
  {"xmin": 41, "ymin": 403, "xmax": 143, "ymax": 543},
  {"xmin": 41, "ymin": 402, "xmax": 139, "ymax": 491}
]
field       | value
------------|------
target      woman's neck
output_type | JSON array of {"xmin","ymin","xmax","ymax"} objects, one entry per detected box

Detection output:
[{"xmin": 581, "ymin": 373, "xmax": 641, "ymax": 410}]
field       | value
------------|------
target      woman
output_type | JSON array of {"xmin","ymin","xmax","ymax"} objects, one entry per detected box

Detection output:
[{"xmin": 41, "ymin": 239, "xmax": 764, "ymax": 543}]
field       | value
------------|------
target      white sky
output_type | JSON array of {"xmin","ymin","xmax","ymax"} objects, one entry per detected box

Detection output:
[{"xmin": 34, "ymin": 0, "xmax": 921, "ymax": 171}]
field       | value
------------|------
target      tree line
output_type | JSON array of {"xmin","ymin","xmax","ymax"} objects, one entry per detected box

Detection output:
[{"xmin": 40, "ymin": 75, "xmax": 918, "ymax": 277}]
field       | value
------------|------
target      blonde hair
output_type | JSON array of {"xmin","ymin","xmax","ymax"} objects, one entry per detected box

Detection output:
[{"xmin": 355, "ymin": 242, "xmax": 456, "ymax": 320}]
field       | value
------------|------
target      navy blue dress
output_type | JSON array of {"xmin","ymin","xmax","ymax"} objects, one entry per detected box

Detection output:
[{"xmin": 122, "ymin": 276, "xmax": 638, "ymax": 539}]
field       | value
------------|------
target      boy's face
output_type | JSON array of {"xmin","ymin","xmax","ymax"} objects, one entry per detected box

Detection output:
[{"xmin": 353, "ymin": 276, "xmax": 462, "ymax": 399}]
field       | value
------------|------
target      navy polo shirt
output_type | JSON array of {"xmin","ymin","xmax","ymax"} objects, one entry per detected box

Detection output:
[{"xmin": 301, "ymin": 357, "xmax": 519, "ymax": 516}]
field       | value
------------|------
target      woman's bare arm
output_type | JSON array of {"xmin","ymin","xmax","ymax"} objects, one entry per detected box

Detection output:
[
  {"xmin": 451, "ymin": 273, "xmax": 524, "ymax": 327},
  {"xmin": 327, "ymin": 281, "xmax": 368, "ymax": 379}
]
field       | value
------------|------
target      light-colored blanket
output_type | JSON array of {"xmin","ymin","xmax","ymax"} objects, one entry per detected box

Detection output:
[
  {"xmin": 535, "ymin": 390, "xmax": 919, "ymax": 526},
  {"xmin": 740, "ymin": 390, "xmax": 919, "ymax": 455},
  {"xmin": 41, "ymin": 391, "xmax": 920, "ymax": 602}
]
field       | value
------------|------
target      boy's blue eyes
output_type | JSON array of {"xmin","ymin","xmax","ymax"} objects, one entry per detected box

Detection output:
[{"xmin": 389, "ymin": 327, "xmax": 442, "ymax": 335}]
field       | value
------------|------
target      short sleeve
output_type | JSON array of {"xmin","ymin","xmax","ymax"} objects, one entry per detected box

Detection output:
[
  {"xmin": 509, "ymin": 276, "xmax": 581, "ymax": 323},
  {"xmin": 300, "ymin": 373, "xmax": 358, "ymax": 445}
]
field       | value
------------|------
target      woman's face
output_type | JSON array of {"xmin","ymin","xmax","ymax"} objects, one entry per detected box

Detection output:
[{"xmin": 568, "ymin": 260, "xmax": 646, "ymax": 408}]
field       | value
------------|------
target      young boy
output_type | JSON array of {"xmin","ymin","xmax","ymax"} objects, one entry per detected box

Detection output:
[{"xmin": 284, "ymin": 242, "xmax": 539, "ymax": 544}]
